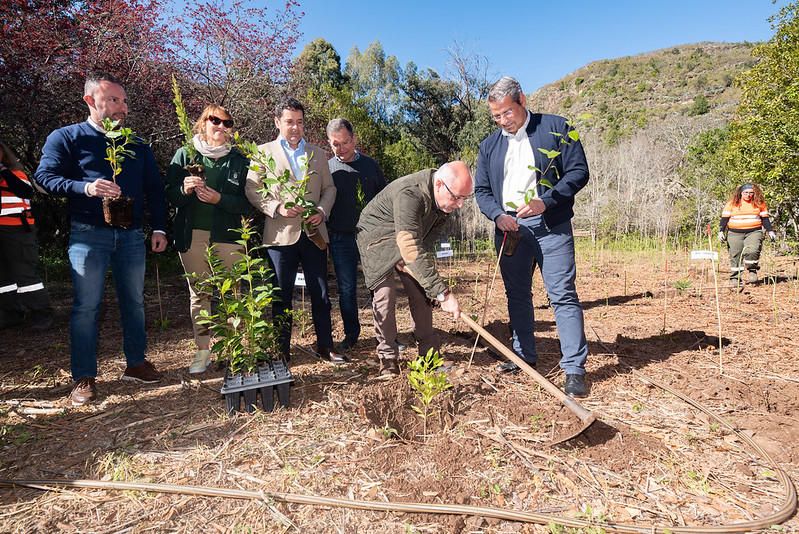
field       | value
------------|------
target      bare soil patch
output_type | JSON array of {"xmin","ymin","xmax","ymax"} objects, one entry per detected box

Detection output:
[{"xmin": 1, "ymin": 245, "xmax": 797, "ymax": 532}]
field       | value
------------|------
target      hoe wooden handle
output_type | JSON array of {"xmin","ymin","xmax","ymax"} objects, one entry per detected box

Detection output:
[{"xmin": 459, "ymin": 312, "xmax": 595, "ymax": 425}]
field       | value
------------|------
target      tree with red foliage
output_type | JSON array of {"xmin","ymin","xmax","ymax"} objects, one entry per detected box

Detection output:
[{"xmin": 0, "ymin": 0, "xmax": 303, "ymax": 247}]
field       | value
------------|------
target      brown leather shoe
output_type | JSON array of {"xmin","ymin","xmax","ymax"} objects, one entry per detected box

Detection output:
[
  {"xmin": 71, "ymin": 377, "xmax": 97, "ymax": 406},
  {"xmin": 378, "ymin": 358, "xmax": 400, "ymax": 378},
  {"xmin": 121, "ymin": 360, "xmax": 162, "ymax": 384}
]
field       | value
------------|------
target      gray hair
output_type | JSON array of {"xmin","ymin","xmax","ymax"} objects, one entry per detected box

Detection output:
[
  {"xmin": 326, "ymin": 118, "xmax": 354, "ymax": 137},
  {"xmin": 433, "ymin": 162, "xmax": 454, "ymax": 183},
  {"xmin": 84, "ymin": 72, "xmax": 122, "ymax": 97},
  {"xmin": 488, "ymin": 76, "xmax": 523, "ymax": 104}
]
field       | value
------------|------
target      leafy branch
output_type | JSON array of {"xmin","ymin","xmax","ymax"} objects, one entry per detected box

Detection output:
[
  {"xmin": 102, "ymin": 118, "xmax": 138, "ymax": 184},
  {"xmin": 234, "ymin": 132, "xmax": 319, "ymax": 233},
  {"xmin": 193, "ymin": 219, "xmax": 279, "ymax": 375},
  {"xmin": 171, "ymin": 75, "xmax": 199, "ymax": 163},
  {"xmin": 505, "ymin": 122, "xmax": 581, "ymax": 210}
]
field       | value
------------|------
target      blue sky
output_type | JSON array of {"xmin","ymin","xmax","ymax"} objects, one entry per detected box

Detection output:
[{"xmin": 294, "ymin": 0, "xmax": 788, "ymax": 92}]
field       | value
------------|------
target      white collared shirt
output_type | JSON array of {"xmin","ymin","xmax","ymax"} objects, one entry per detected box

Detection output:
[
  {"xmin": 279, "ymin": 135, "xmax": 307, "ymax": 181},
  {"xmin": 501, "ymin": 112, "xmax": 536, "ymax": 210}
]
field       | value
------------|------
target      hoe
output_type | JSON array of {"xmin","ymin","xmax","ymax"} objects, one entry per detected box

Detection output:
[{"xmin": 460, "ymin": 312, "xmax": 597, "ymax": 445}]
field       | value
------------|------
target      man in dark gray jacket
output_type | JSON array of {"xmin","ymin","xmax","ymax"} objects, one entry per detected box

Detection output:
[{"xmin": 356, "ymin": 161, "xmax": 471, "ymax": 377}]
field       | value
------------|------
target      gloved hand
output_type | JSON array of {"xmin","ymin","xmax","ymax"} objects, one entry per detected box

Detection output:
[
  {"xmin": 718, "ymin": 231, "xmax": 726, "ymax": 243},
  {"xmin": 768, "ymin": 231, "xmax": 777, "ymax": 242}
]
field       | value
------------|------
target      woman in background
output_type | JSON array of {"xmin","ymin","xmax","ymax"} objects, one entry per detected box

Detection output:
[
  {"xmin": 165, "ymin": 105, "xmax": 252, "ymax": 373},
  {"xmin": 718, "ymin": 183, "xmax": 776, "ymax": 287}
]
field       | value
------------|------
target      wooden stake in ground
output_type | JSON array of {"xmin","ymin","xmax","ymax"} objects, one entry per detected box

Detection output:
[
  {"xmin": 467, "ymin": 232, "xmax": 507, "ymax": 368},
  {"xmin": 707, "ymin": 230, "xmax": 723, "ymax": 374}
]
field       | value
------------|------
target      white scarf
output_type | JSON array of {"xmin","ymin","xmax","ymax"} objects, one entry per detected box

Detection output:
[{"xmin": 193, "ymin": 134, "xmax": 231, "ymax": 159}]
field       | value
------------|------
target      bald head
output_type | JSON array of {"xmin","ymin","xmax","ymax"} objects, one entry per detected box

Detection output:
[{"xmin": 433, "ymin": 160, "xmax": 473, "ymax": 213}]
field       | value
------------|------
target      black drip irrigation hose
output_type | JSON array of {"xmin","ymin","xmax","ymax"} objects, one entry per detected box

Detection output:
[{"xmin": 0, "ymin": 370, "xmax": 795, "ymax": 533}]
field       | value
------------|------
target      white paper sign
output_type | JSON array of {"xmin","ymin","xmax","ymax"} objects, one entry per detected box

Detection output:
[
  {"xmin": 294, "ymin": 272, "xmax": 306, "ymax": 287},
  {"xmin": 436, "ymin": 241, "xmax": 454, "ymax": 259},
  {"xmin": 690, "ymin": 250, "xmax": 718, "ymax": 261}
]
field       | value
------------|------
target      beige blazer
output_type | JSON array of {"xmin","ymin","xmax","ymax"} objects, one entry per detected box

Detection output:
[{"xmin": 245, "ymin": 139, "xmax": 336, "ymax": 246}]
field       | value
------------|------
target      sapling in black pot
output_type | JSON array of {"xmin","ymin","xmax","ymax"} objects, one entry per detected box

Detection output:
[
  {"xmin": 101, "ymin": 118, "xmax": 136, "ymax": 228},
  {"xmin": 192, "ymin": 219, "xmax": 292, "ymax": 413}
]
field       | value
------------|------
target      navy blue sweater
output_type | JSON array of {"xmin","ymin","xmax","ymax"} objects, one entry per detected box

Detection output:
[
  {"xmin": 327, "ymin": 153, "xmax": 386, "ymax": 233},
  {"xmin": 35, "ymin": 121, "xmax": 167, "ymax": 230},
  {"xmin": 475, "ymin": 113, "xmax": 589, "ymax": 229}
]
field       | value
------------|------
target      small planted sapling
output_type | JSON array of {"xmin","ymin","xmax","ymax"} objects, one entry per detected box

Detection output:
[
  {"xmin": 235, "ymin": 132, "xmax": 327, "ymax": 249},
  {"xmin": 407, "ymin": 348, "xmax": 453, "ymax": 439},
  {"xmin": 101, "ymin": 118, "xmax": 137, "ymax": 227}
]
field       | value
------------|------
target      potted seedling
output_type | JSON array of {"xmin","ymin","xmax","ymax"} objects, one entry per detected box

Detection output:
[
  {"xmin": 101, "ymin": 118, "xmax": 136, "ymax": 228},
  {"xmin": 192, "ymin": 218, "xmax": 292, "ymax": 414},
  {"xmin": 170, "ymin": 75, "xmax": 204, "ymax": 179},
  {"xmin": 235, "ymin": 133, "xmax": 327, "ymax": 250}
]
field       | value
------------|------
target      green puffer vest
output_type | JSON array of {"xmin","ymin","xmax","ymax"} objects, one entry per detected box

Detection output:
[{"xmin": 356, "ymin": 169, "xmax": 449, "ymax": 300}]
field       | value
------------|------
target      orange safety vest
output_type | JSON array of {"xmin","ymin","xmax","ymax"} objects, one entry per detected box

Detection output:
[
  {"xmin": 0, "ymin": 169, "xmax": 35, "ymax": 226},
  {"xmin": 721, "ymin": 199, "xmax": 768, "ymax": 231}
]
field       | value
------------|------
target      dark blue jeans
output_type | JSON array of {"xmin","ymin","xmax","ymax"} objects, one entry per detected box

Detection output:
[
  {"xmin": 267, "ymin": 234, "xmax": 334, "ymax": 354},
  {"xmin": 68, "ymin": 222, "xmax": 147, "ymax": 380},
  {"xmin": 496, "ymin": 216, "xmax": 588, "ymax": 375},
  {"xmin": 329, "ymin": 231, "xmax": 360, "ymax": 342}
]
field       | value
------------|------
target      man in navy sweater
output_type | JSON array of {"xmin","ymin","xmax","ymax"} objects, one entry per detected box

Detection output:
[
  {"xmin": 326, "ymin": 118, "xmax": 386, "ymax": 350},
  {"xmin": 35, "ymin": 72, "xmax": 167, "ymax": 406},
  {"xmin": 475, "ymin": 76, "xmax": 590, "ymax": 398}
]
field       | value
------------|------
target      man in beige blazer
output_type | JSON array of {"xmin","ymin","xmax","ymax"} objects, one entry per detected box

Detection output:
[{"xmin": 245, "ymin": 97, "xmax": 345, "ymax": 364}]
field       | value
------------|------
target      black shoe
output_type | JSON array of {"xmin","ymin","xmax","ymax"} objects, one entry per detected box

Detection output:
[
  {"xmin": 564, "ymin": 374, "xmax": 588, "ymax": 398},
  {"xmin": 336, "ymin": 338, "xmax": 357, "ymax": 352},
  {"xmin": 318, "ymin": 347, "xmax": 348, "ymax": 364},
  {"xmin": 395, "ymin": 338, "xmax": 407, "ymax": 352},
  {"xmin": 497, "ymin": 360, "xmax": 536, "ymax": 373}
]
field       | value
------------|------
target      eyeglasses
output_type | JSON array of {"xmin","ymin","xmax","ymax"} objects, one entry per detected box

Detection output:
[
  {"xmin": 442, "ymin": 180, "xmax": 472, "ymax": 202},
  {"xmin": 208, "ymin": 115, "xmax": 234, "ymax": 128},
  {"xmin": 491, "ymin": 108, "xmax": 516, "ymax": 122}
]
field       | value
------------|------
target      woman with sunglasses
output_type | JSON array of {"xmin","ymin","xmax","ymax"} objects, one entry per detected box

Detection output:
[
  {"xmin": 166, "ymin": 105, "xmax": 253, "ymax": 373},
  {"xmin": 718, "ymin": 183, "xmax": 776, "ymax": 288}
]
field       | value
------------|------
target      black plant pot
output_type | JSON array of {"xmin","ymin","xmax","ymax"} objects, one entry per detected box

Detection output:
[
  {"xmin": 102, "ymin": 196, "xmax": 134, "ymax": 228},
  {"xmin": 220, "ymin": 360, "xmax": 293, "ymax": 414}
]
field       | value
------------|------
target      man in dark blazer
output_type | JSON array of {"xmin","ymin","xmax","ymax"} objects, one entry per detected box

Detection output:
[
  {"xmin": 474, "ymin": 76, "xmax": 590, "ymax": 397},
  {"xmin": 245, "ymin": 97, "xmax": 344, "ymax": 364}
]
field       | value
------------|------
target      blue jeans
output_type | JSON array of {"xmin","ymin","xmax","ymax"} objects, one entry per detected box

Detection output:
[
  {"xmin": 267, "ymin": 233, "xmax": 334, "ymax": 354},
  {"xmin": 68, "ymin": 222, "xmax": 146, "ymax": 380},
  {"xmin": 329, "ymin": 232, "xmax": 360, "ymax": 342},
  {"xmin": 496, "ymin": 216, "xmax": 588, "ymax": 375}
]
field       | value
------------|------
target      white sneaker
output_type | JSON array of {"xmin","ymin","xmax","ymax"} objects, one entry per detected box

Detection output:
[{"xmin": 189, "ymin": 350, "xmax": 211, "ymax": 374}]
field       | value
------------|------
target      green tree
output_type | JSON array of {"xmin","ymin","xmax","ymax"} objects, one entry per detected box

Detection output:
[
  {"xmin": 724, "ymin": 2, "xmax": 799, "ymax": 230},
  {"xmin": 345, "ymin": 41, "xmax": 402, "ymax": 125},
  {"xmin": 400, "ymin": 63, "xmax": 462, "ymax": 164},
  {"xmin": 679, "ymin": 127, "xmax": 730, "ymax": 238},
  {"xmin": 295, "ymin": 38, "xmax": 347, "ymax": 89}
]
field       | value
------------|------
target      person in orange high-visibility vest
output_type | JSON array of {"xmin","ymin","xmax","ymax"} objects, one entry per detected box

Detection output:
[
  {"xmin": 0, "ymin": 140, "xmax": 52, "ymax": 330},
  {"xmin": 718, "ymin": 183, "xmax": 776, "ymax": 287}
]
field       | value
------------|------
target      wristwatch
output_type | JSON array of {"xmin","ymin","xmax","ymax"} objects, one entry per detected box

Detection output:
[{"xmin": 436, "ymin": 290, "xmax": 449, "ymax": 302}]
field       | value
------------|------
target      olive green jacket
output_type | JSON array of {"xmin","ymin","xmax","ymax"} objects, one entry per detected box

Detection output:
[{"xmin": 356, "ymin": 169, "xmax": 449, "ymax": 299}]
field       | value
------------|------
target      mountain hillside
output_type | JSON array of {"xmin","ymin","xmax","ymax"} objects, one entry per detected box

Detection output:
[{"xmin": 528, "ymin": 42, "xmax": 757, "ymax": 145}]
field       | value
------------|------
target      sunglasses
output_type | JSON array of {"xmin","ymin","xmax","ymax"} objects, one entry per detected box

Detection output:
[{"xmin": 207, "ymin": 115, "xmax": 234, "ymax": 128}]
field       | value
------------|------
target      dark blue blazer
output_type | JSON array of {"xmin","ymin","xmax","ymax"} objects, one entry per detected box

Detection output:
[{"xmin": 474, "ymin": 112, "xmax": 589, "ymax": 229}]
